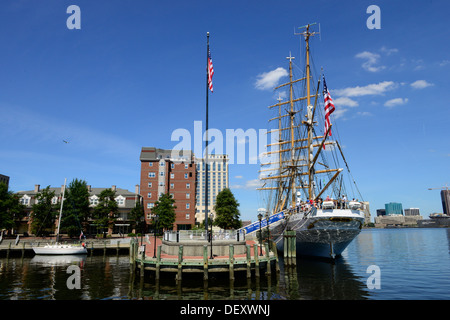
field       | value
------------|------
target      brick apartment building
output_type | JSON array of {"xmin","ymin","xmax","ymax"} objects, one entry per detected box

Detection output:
[{"xmin": 139, "ymin": 147, "xmax": 196, "ymax": 230}]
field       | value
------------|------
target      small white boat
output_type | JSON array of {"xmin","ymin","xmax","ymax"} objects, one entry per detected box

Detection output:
[
  {"xmin": 33, "ymin": 243, "xmax": 87, "ymax": 255},
  {"xmin": 32, "ymin": 178, "xmax": 87, "ymax": 255}
]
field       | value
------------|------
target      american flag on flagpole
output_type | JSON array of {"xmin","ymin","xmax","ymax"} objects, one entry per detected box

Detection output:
[
  {"xmin": 323, "ymin": 75, "xmax": 335, "ymax": 137},
  {"xmin": 208, "ymin": 48, "xmax": 214, "ymax": 92}
]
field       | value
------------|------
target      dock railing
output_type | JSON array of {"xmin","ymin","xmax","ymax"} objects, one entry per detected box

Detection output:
[{"xmin": 163, "ymin": 229, "xmax": 246, "ymax": 242}]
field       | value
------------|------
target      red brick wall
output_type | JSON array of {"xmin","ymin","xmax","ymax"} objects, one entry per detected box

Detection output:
[{"xmin": 140, "ymin": 160, "xmax": 196, "ymax": 230}]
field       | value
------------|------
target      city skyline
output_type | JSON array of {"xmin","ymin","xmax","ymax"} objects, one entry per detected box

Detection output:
[{"xmin": 1, "ymin": 1, "xmax": 449, "ymax": 222}]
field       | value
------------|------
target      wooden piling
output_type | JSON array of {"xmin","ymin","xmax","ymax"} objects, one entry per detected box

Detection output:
[
  {"xmin": 156, "ymin": 245, "xmax": 161, "ymax": 280},
  {"xmin": 203, "ymin": 245, "xmax": 208, "ymax": 280},
  {"xmin": 246, "ymin": 245, "xmax": 251, "ymax": 278},
  {"xmin": 283, "ymin": 230, "xmax": 296, "ymax": 266},
  {"xmin": 176, "ymin": 245, "xmax": 183, "ymax": 281},
  {"xmin": 140, "ymin": 244, "xmax": 145, "ymax": 278},
  {"xmin": 229, "ymin": 244, "xmax": 234, "ymax": 281},
  {"xmin": 264, "ymin": 242, "xmax": 271, "ymax": 276},
  {"xmin": 254, "ymin": 244, "xmax": 260, "ymax": 278},
  {"xmin": 272, "ymin": 241, "xmax": 280, "ymax": 273}
]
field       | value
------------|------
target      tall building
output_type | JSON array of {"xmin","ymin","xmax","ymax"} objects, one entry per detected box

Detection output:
[
  {"xmin": 195, "ymin": 154, "xmax": 229, "ymax": 225},
  {"xmin": 404, "ymin": 208, "xmax": 420, "ymax": 216},
  {"xmin": 385, "ymin": 202, "xmax": 403, "ymax": 215},
  {"xmin": 441, "ymin": 190, "xmax": 450, "ymax": 215},
  {"xmin": 139, "ymin": 147, "xmax": 196, "ymax": 230},
  {"xmin": 0, "ymin": 174, "xmax": 9, "ymax": 189}
]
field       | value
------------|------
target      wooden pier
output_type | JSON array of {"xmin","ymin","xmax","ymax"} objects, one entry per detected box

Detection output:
[
  {"xmin": 130, "ymin": 238, "xmax": 280, "ymax": 281},
  {"xmin": 0, "ymin": 239, "xmax": 130, "ymax": 258}
]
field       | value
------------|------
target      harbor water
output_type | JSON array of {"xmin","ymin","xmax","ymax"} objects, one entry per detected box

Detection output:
[{"xmin": 0, "ymin": 228, "xmax": 449, "ymax": 300}]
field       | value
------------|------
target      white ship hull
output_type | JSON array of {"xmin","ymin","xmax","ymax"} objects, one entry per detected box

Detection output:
[
  {"xmin": 32, "ymin": 244, "xmax": 87, "ymax": 255},
  {"xmin": 271, "ymin": 208, "xmax": 364, "ymax": 259}
]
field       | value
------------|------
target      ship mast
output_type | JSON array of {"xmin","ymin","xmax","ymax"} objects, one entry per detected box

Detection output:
[{"xmin": 297, "ymin": 23, "xmax": 318, "ymax": 200}]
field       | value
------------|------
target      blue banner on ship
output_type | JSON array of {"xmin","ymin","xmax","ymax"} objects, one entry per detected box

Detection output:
[{"xmin": 243, "ymin": 212, "xmax": 285, "ymax": 234}]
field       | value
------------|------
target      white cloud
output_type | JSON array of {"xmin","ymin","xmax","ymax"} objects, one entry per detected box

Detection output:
[
  {"xmin": 333, "ymin": 81, "xmax": 397, "ymax": 97},
  {"xmin": 255, "ymin": 67, "xmax": 288, "ymax": 90},
  {"xmin": 439, "ymin": 60, "xmax": 450, "ymax": 67},
  {"xmin": 410, "ymin": 80, "xmax": 434, "ymax": 89},
  {"xmin": 333, "ymin": 97, "xmax": 359, "ymax": 107},
  {"xmin": 355, "ymin": 51, "xmax": 385, "ymax": 72},
  {"xmin": 380, "ymin": 46, "xmax": 399, "ymax": 56},
  {"xmin": 230, "ymin": 179, "xmax": 263, "ymax": 190},
  {"xmin": 384, "ymin": 98, "xmax": 408, "ymax": 107},
  {"xmin": 234, "ymin": 175, "xmax": 243, "ymax": 179}
]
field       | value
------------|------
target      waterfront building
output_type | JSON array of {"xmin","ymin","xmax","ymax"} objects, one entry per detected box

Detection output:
[
  {"xmin": 195, "ymin": 154, "xmax": 229, "ymax": 226},
  {"xmin": 376, "ymin": 209, "xmax": 386, "ymax": 216},
  {"xmin": 441, "ymin": 190, "xmax": 450, "ymax": 216},
  {"xmin": 139, "ymin": 147, "xmax": 196, "ymax": 230},
  {"xmin": 385, "ymin": 202, "xmax": 403, "ymax": 215},
  {"xmin": 16, "ymin": 184, "xmax": 141, "ymax": 236},
  {"xmin": 0, "ymin": 174, "xmax": 9, "ymax": 189},
  {"xmin": 404, "ymin": 208, "xmax": 420, "ymax": 216}
]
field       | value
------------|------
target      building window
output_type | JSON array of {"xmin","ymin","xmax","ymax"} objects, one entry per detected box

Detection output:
[
  {"xmin": 160, "ymin": 161, "xmax": 165, "ymax": 166},
  {"xmin": 160, "ymin": 171, "xmax": 165, "ymax": 177},
  {"xmin": 115, "ymin": 196, "xmax": 125, "ymax": 206},
  {"xmin": 184, "ymin": 173, "xmax": 188, "ymax": 179},
  {"xmin": 147, "ymin": 192, "xmax": 152, "ymax": 198},
  {"xmin": 147, "ymin": 202, "xmax": 154, "ymax": 209},
  {"xmin": 170, "ymin": 183, "xmax": 174, "ymax": 189},
  {"xmin": 185, "ymin": 163, "xmax": 188, "ymax": 169},
  {"xmin": 186, "ymin": 203, "xmax": 190, "ymax": 209},
  {"xmin": 148, "ymin": 172, "xmax": 156, "ymax": 178},
  {"xmin": 186, "ymin": 183, "xmax": 190, "ymax": 189},
  {"xmin": 149, "ymin": 162, "xmax": 153, "ymax": 167},
  {"xmin": 171, "ymin": 163, "xmax": 175, "ymax": 169},
  {"xmin": 89, "ymin": 195, "xmax": 99, "ymax": 206},
  {"xmin": 186, "ymin": 214, "xmax": 190, "ymax": 220},
  {"xmin": 170, "ymin": 173, "xmax": 174, "ymax": 179},
  {"xmin": 186, "ymin": 193, "xmax": 190, "ymax": 199},
  {"xmin": 148, "ymin": 182, "xmax": 152, "ymax": 188},
  {"xmin": 20, "ymin": 195, "xmax": 30, "ymax": 205}
]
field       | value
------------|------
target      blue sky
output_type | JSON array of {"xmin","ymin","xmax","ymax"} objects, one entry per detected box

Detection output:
[{"xmin": 0, "ymin": 0, "xmax": 448, "ymax": 222}]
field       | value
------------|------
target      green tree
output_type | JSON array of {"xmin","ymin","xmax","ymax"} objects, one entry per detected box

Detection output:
[
  {"xmin": 62, "ymin": 179, "xmax": 91, "ymax": 238},
  {"xmin": 214, "ymin": 188, "xmax": 242, "ymax": 229},
  {"xmin": 93, "ymin": 189, "xmax": 118, "ymax": 237},
  {"xmin": 151, "ymin": 193, "xmax": 176, "ymax": 231},
  {"xmin": 30, "ymin": 186, "xmax": 57, "ymax": 236},
  {"xmin": 0, "ymin": 183, "xmax": 24, "ymax": 231},
  {"xmin": 129, "ymin": 199, "xmax": 145, "ymax": 234}
]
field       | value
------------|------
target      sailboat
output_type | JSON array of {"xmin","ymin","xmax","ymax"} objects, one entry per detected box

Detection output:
[
  {"xmin": 32, "ymin": 178, "xmax": 87, "ymax": 255},
  {"xmin": 258, "ymin": 24, "xmax": 366, "ymax": 259}
]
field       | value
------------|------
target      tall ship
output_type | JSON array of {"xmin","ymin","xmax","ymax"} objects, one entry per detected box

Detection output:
[{"xmin": 256, "ymin": 24, "xmax": 366, "ymax": 259}]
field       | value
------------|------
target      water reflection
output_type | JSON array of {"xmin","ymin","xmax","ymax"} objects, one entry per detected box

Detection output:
[{"xmin": 130, "ymin": 256, "xmax": 370, "ymax": 300}]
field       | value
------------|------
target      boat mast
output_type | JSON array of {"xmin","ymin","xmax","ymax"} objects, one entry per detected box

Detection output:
[{"xmin": 56, "ymin": 177, "xmax": 67, "ymax": 243}]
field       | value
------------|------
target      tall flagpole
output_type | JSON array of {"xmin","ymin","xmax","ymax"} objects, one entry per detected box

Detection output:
[{"xmin": 205, "ymin": 32, "xmax": 210, "ymax": 243}]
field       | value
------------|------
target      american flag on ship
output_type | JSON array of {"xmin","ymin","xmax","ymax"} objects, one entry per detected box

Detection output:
[
  {"xmin": 208, "ymin": 48, "xmax": 214, "ymax": 92},
  {"xmin": 323, "ymin": 75, "xmax": 335, "ymax": 137}
]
